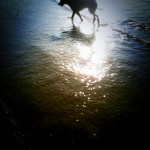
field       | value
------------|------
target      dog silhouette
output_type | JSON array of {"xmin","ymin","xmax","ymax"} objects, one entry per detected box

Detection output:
[{"xmin": 58, "ymin": 0, "xmax": 99, "ymax": 25}]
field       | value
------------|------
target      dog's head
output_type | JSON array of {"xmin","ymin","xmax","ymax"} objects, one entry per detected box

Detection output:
[{"xmin": 58, "ymin": 0, "xmax": 67, "ymax": 6}]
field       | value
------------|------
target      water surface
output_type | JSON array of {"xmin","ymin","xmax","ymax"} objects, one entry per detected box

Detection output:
[{"xmin": 0, "ymin": 0, "xmax": 150, "ymax": 148}]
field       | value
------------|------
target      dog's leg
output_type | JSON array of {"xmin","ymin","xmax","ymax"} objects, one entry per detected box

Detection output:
[
  {"xmin": 71, "ymin": 11, "xmax": 75, "ymax": 21},
  {"xmin": 93, "ymin": 14, "xmax": 96, "ymax": 23},
  {"xmin": 93, "ymin": 14, "xmax": 100, "ymax": 26},
  {"xmin": 76, "ymin": 12, "xmax": 83, "ymax": 22},
  {"xmin": 95, "ymin": 14, "xmax": 100, "ymax": 25}
]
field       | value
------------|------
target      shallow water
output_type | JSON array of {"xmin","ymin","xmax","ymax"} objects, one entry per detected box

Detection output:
[{"xmin": 0, "ymin": 0, "xmax": 150, "ymax": 148}]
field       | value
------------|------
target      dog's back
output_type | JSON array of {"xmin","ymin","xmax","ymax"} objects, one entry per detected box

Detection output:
[{"xmin": 67, "ymin": 0, "xmax": 97, "ymax": 12}]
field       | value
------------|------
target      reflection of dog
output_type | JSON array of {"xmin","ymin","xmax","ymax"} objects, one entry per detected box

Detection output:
[{"xmin": 58, "ymin": 0, "xmax": 99, "ymax": 25}]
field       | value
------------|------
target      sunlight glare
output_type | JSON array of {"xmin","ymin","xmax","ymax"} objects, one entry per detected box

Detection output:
[{"xmin": 68, "ymin": 39, "xmax": 107, "ymax": 81}]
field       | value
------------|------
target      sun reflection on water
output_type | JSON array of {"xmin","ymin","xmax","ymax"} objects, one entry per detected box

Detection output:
[
  {"xmin": 67, "ymin": 32, "xmax": 109, "ymax": 82},
  {"xmin": 57, "ymin": 21, "xmax": 116, "ymax": 102}
]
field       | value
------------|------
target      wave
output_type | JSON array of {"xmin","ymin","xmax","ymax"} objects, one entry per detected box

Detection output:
[
  {"xmin": 122, "ymin": 19, "xmax": 150, "ymax": 34},
  {"xmin": 113, "ymin": 28, "xmax": 150, "ymax": 46}
]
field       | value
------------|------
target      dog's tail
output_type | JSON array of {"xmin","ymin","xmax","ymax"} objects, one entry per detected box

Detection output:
[{"xmin": 98, "ymin": 8, "xmax": 104, "ymax": 10}]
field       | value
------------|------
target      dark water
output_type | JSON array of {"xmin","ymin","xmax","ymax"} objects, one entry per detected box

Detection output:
[{"xmin": 0, "ymin": 0, "xmax": 150, "ymax": 148}]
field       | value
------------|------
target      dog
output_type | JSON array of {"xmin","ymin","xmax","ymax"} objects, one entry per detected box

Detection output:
[{"xmin": 58, "ymin": 0, "xmax": 99, "ymax": 25}]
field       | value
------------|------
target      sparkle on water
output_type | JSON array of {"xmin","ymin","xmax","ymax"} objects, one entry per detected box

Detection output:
[
  {"xmin": 60, "ymin": 22, "xmax": 116, "ymax": 83},
  {"xmin": 3, "ymin": 0, "xmax": 149, "ymax": 146}
]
